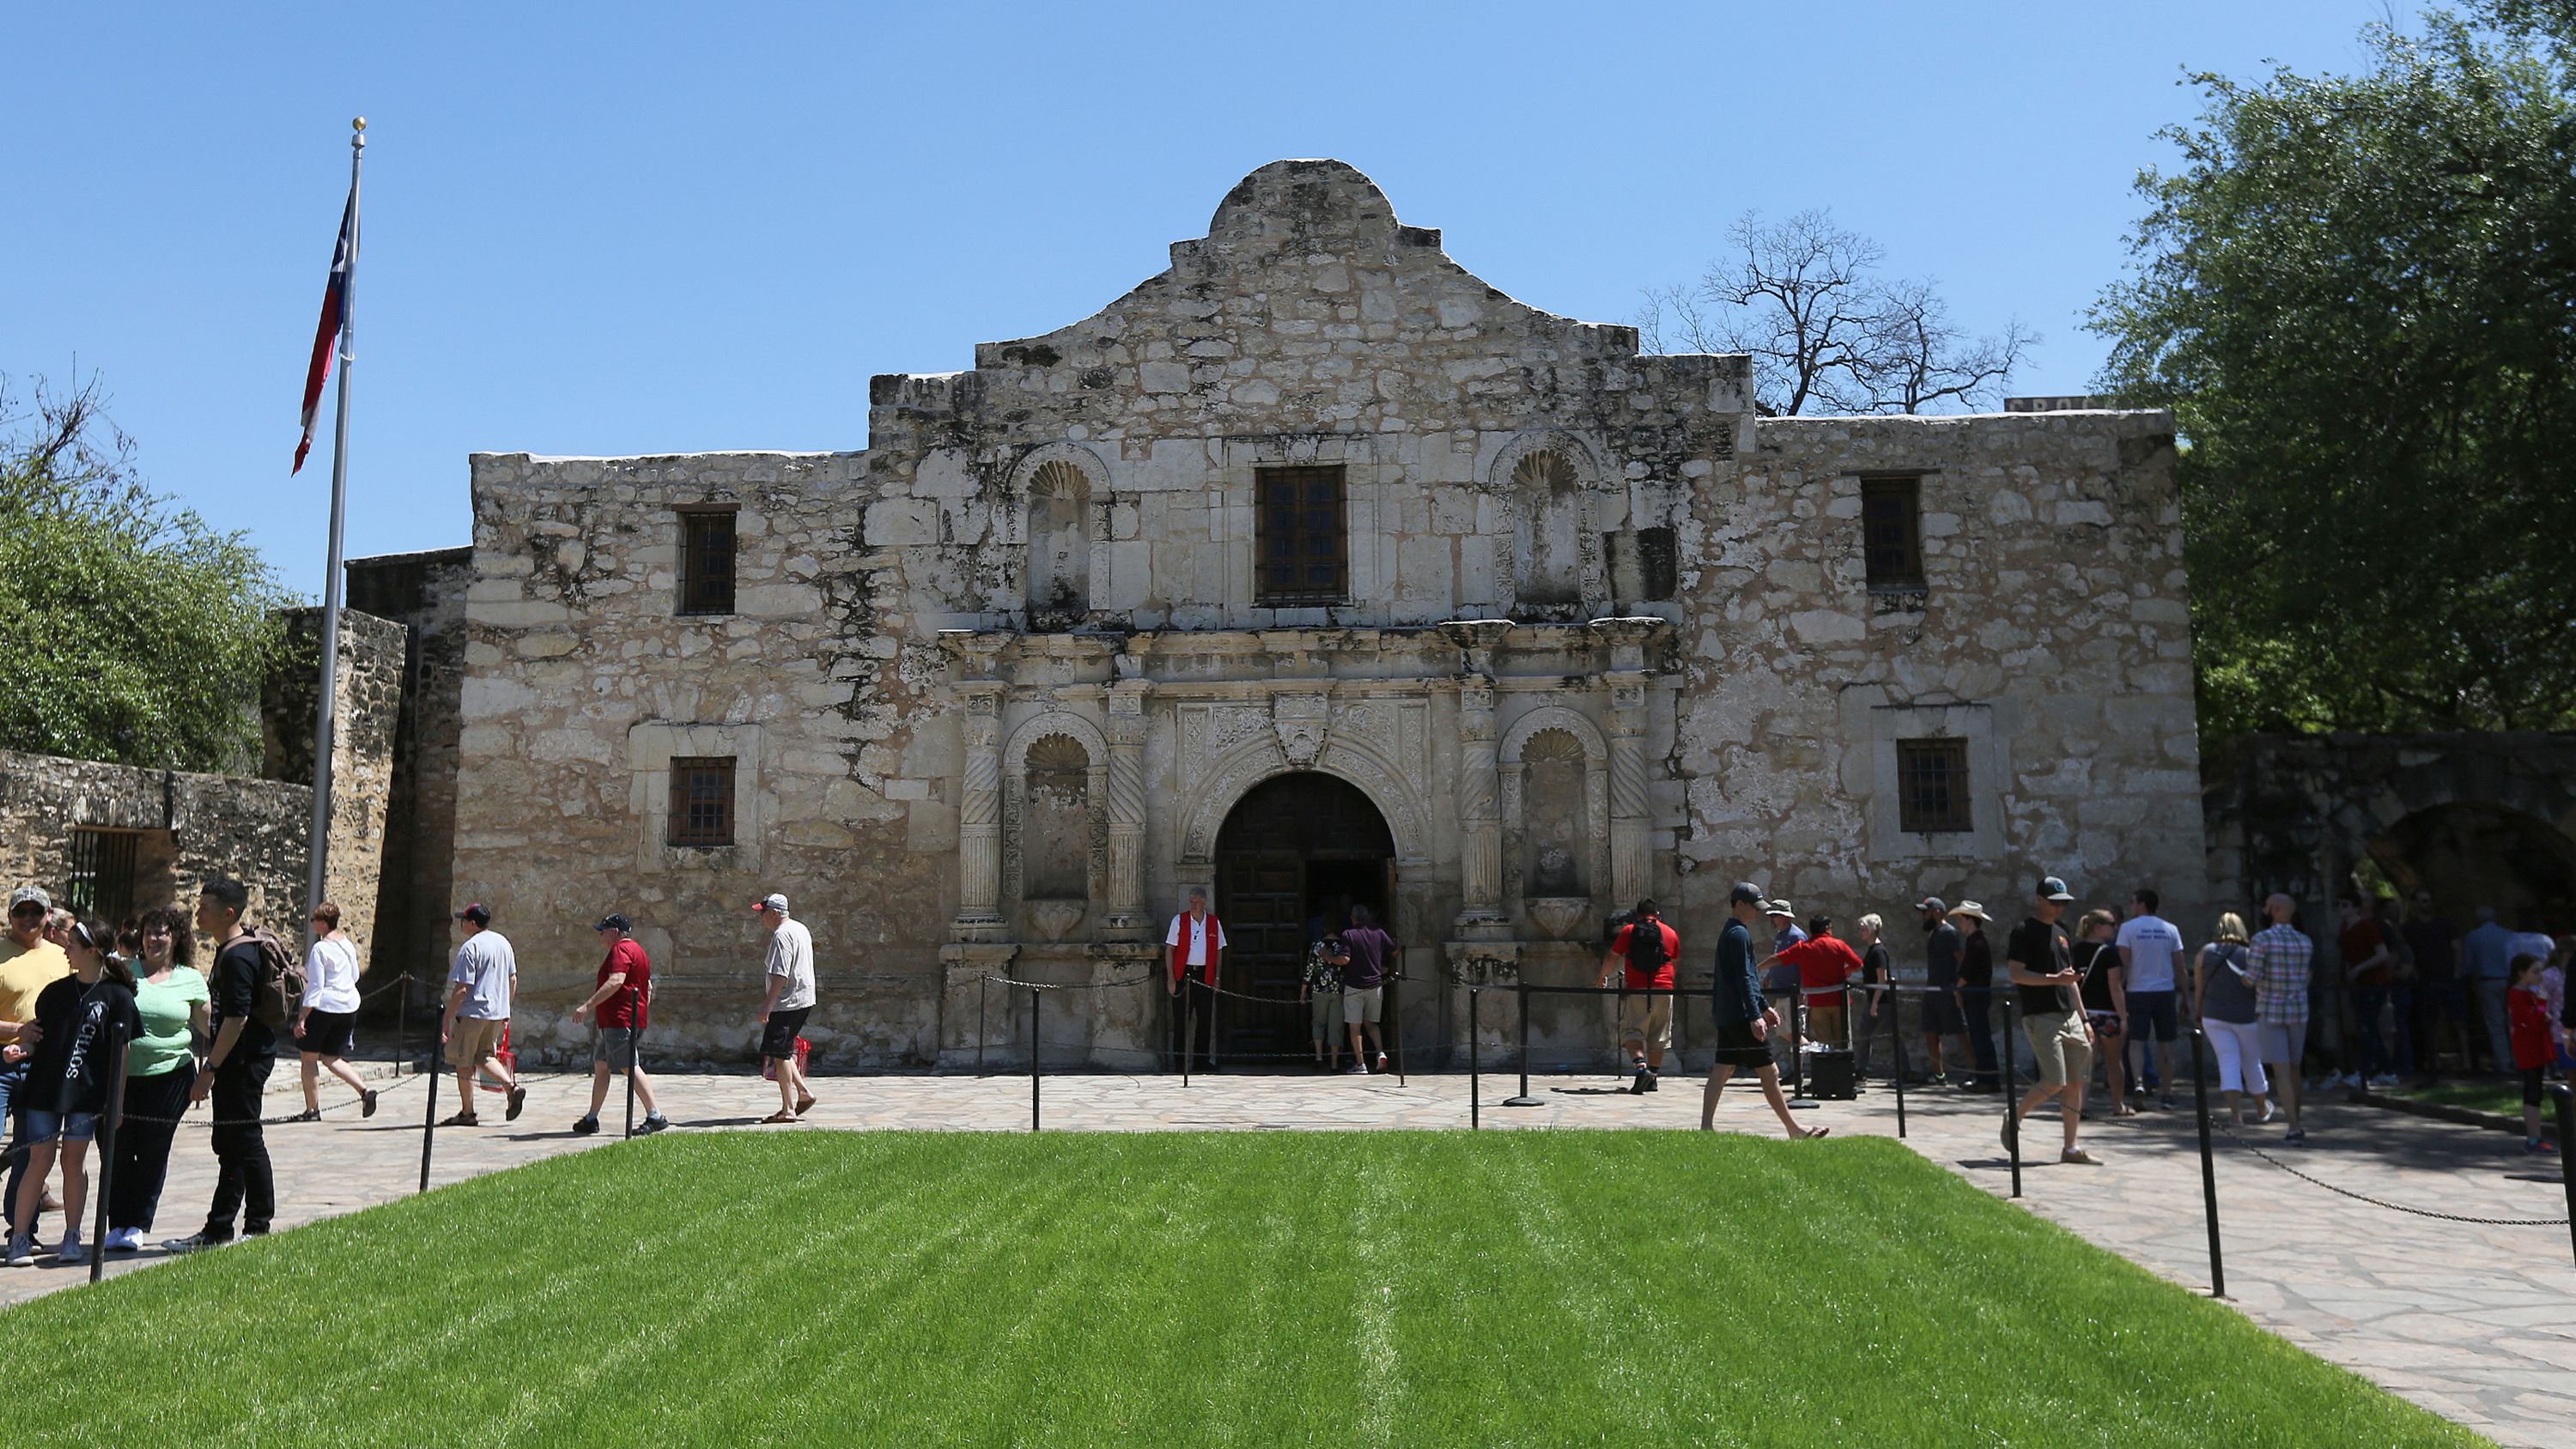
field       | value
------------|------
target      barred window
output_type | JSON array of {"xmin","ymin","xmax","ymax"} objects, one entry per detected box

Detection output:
[
  {"xmin": 678, "ymin": 510, "xmax": 737, "ymax": 616},
  {"xmin": 1896, "ymin": 738, "xmax": 1971, "ymax": 834},
  {"xmin": 64, "ymin": 828, "xmax": 139, "ymax": 922},
  {"xmin": 1861, "ymin": 476, "xmax": 1924, "ymax": 591},
  {"xmin": 667, "ymin": 757, "xmax": 736, "ymax": 847},
  {"xmin": 1255, "ymin": 465, "xmax": 1347, "ymax": 604}
]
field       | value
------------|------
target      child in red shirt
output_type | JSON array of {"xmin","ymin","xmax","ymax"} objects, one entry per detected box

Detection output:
[{"xmin": 2507, "ymin": 955, "xmax": 2557, "ymax": 1155}]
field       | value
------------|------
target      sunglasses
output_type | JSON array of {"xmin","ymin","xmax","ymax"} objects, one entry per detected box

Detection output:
[{"xmin": 7, "ymin": 906, "xmax": 42, "ymax": 921}]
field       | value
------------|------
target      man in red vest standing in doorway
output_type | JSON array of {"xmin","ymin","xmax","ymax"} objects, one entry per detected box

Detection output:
[{"xmin": 1167, "ymin": 888, "xmax": 1224, "ymax": 1074}]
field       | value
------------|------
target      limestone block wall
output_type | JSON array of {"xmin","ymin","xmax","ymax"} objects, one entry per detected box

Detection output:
[
  {"xmin": 1671, "ymin": 409, "xmax": 2207, "ymax": 955},
  {"xmin": 452, "ymin": 450, "xmax": 957, "ymax": 1067},
  {"xmin": 261, "ymin": 608, "xmax": 410, "ymax": 961},
  {"xmin": 0, "ymin": 749, "xmax": 314, "ymax": 951},
  {"xmin": 349, "ymin": 549, "xmax": 475, "ymax": 988}
]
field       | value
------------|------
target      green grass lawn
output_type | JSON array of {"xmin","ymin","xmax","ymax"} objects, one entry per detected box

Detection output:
[
  {"xmin": 3, "ymin": 1132, "xmax": 2475, "ymax": 1446},
  {"xmin": 2384, "ymin": 1078, "xmax": 2551, "ymax": 1120}
]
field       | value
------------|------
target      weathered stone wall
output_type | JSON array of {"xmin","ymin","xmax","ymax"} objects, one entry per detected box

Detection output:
[
  {"xmin": 261, "ymin": 608, "xmax": 410, "ymax": 963},
  {"xmin": 349, "ymin": 549, "xmax": 475, "ymax": 990},
  {"xmin": 0, "ymin": 749, "xmax": 313, "ymax": 949},
  {"xmin": 1673, "ymin": 412, "xmax": 2205, "ymax": 953},
  {"xmin": 442, "ymin": 160, "xmax": 2202, "ymax": 1068}
]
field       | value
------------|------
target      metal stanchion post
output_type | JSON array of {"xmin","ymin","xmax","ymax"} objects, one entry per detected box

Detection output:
[
  {"xmin": 623, "ymin": 983, "xmax": 641, "ymax": 1138},
  {"xmin": 1391, "ymin": 973, "xmax": 1406, "ymax": 1088},
  {"xmin": 2552, "ymin": 1084, "xmax": 2576, "ymax": 1269},
  {"xmin": 395, "ymin": 978, "xmax": 409, "ymax": 1079},
  {"xmin": 1470, "ymin": 985, "xmax": 1480, "ymax": 1131},
  {"xmin": 1789, "ymin": 990, "xmax": 1806, "ymax": 1100},
  {"xmin": 1182, "ymin": 982, "xmax": 1194, "ymax": 1089},
  {"xmin": 2004, "ymin": 995, "xmax": 2022, "ymax": 1199},
  {"xmin": 976, "ymin": 973, "xmax": 987, "ymax": 1077},
  {"xmin": 417, "ymin": 1050, "xmax": 440, "ymax": 1194},
  {"xmin": 1615, "ymin": 978, "xmax": 1629, "ymax": 1085},
  {"xmin": 1030, "ymin": 986, "xmax": 1042, "ymax": 1133},
  {"xmin": 1891, "ymin": 987, "xmax": 1908, "ymax": 1140},
  {"xmin": 89, "ymin": 1030, "xmax": 130, "ymax": 1285},
  {"xmin": 2190, "ymin": 1026, "xmax": 2226, "ymax": 1297},
  {"xmin": 1504, "ymin": 979, "xmax": 1540, "ymax": 1106}
]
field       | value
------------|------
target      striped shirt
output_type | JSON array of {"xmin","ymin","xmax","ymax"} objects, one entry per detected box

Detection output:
[{"xmin": 2249, "ymin": 922, "xmax": 2313, "ymax": 1027}]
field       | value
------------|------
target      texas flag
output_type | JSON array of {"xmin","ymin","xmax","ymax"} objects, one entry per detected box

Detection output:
[{"xmin": 292, "ymin": 189, "xmax": 355, "ymax": 474}]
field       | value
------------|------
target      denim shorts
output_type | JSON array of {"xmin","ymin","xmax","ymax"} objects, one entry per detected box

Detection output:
[
  {"xmin": 21, "ymin": 1110, "xmax": 98, "ymax": 1145},
  {"xmin": 2127, "ymin": 990, "xmax": 2180, "ymax": 1042}
]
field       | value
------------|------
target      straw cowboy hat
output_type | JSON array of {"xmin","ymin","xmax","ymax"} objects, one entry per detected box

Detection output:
[{"xmin": 1947, "ymin": 900, "xmax": 1993, "ymax": 923}]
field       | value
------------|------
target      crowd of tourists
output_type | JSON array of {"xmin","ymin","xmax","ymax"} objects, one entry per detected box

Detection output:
[{"xmin": 0, "ymin": 876, "xmax": 824, "ymax": 1268}]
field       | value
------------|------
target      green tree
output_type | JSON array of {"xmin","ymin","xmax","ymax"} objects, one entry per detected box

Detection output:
[
  {"xmin": 2092, "ymin": 4, "xmax": 2576, "ymax": 741},
  {"xmin": 0, "ymin": 373, "xmax": 289, "ymax": 771}
]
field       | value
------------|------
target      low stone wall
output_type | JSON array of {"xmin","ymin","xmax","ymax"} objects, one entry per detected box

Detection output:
[{"xmin": 0, "ymin": 749, "xmax": 313, "ymax": 944}]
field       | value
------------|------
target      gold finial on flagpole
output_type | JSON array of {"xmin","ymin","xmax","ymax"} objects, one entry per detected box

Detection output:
[{"xmin": 352, "ymin": 116, "xmax": 367, "ymax": 132}]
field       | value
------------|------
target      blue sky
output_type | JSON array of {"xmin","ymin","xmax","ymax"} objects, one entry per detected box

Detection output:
[{"xmin": 6, "ymin": 1, "xmax": 2418, "ymax": 598}]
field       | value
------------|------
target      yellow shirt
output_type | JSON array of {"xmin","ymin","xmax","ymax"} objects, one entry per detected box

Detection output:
[{"xmin": 0, "ymin": 937, "xmax": 70, "ymax": 1035}]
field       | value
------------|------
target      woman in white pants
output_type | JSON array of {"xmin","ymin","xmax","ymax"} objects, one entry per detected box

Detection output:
[{"xmin": 2193, "ymin": 913, "xmax": 2270, "ymax": 1124}]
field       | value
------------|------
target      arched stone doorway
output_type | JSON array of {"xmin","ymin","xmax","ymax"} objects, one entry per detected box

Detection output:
[
  {"xmin": 2366, "ymin": 803, "xmax": 2576, "ymax": 933},
  {"xmin": 1212, "ymin": 773, "xmax": 1396, "ymax": 1061}
]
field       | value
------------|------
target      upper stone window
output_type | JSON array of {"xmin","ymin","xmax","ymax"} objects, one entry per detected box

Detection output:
[
  {"xmin": 1255, "ymin": 465, "xmax": 1347, "ymax": 605},
  {"xmin": 678, "ymin": 508, "xmax": 738, "ymax": 616},
  {"xmin": 1026, "ymin": 460, "xmax": 1092, "ymax": 628},
  {"xmin": 1895, "ymin": 737, "xmax": 1970, "ymax": 834},
  {"xmin": 1861, "ymin": 476, "xmax": 1925, "ymax": 592},
  {"xmin": 1513, "ymin": 451, "xmax": 1583, "ymax": 608}
]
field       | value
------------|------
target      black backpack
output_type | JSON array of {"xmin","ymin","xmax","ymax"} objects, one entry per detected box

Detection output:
[{"xmin": 1624, "ymin": 917, "xmax": 1671, "ymax": 974}]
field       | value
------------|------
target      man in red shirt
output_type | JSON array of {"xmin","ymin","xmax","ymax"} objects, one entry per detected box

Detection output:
[
  {"xmin": 569, "ymin": 913, "xmax": 668, "ymax": 1136},
  {"xmin": 1599, "ymin": 899, "xmax": 1680, "ymax": 1094},
  {"xmin": 1759, "ymin": 920, "xmax": 1864, "ymax": 1051}
]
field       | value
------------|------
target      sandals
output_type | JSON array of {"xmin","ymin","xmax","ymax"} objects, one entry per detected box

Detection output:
[
  {"xmin": 438, "ymin": 1112, "xmax": 481, "ymax": 1128},
  {"xmin": 795, "ymin": 1093, "xmax": 817, "ymax": 1115},
  {"xmin": 287, "ymin": 1108, "xmax": 322, "ymax": 1123},
  {"xmin": 361, "ymin": 1088, "xmax": 379, "ymax": 1119},
  {"xmin": 761, "ymin": 1112, "xmax": 802, "ymax": 1125},
  {"xmin": 505, "ymin": 1086, "xmax": 527, "ymax": 1123},
  {"xmin": 1797, "ymin": 1125, "xmax": 1832, "ymax": 1140}
]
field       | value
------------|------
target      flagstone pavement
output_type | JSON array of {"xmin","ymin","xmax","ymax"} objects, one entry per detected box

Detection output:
[{"xmin": 1, "ymin": 1064, "xmax": 2567, "ymax": 1446}]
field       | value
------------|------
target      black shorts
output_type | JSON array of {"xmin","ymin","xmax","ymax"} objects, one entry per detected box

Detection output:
[
  {"xmin": 2524, "ymin": 1066, "xmax": 2547, "ymax": 1106},
  {"xmin": 1923, "ymin": 991, "xmax": 1965, "ymax": 1035},
  {"xmin": 760, "ymin": 1007, "xmax": 811, "ymax": 1060},
  {"xmin": 1712, "ymin": 1020, "xmax": 1772, "ymax": 1070},
  {"xmin": 297, "ymin": 1009, "xmax": 356, "ymax": 1058}
]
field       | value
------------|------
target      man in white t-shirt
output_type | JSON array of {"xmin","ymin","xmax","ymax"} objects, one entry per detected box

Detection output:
[
  {"xmin": 1166, "ymin": 890, "xmax": 1225, "ymax": 1074},
  {"xmin": 2115, "ymin": 888, "xmax": 2186, "ymax": 1110},
  {"xmin": 754, "ymin": 893, "xmax": 816, "ymax": 1124}
]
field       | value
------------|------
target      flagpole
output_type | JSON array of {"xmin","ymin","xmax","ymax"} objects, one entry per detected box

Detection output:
[{"xmin": 303, "ymin": 116, "xmax": 364, "ymax": 941}]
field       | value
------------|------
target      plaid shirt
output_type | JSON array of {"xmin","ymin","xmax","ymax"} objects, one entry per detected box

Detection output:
[{"xmin": 2249, "ymin": 922, "xmax": 2313, "ymax": 1026}]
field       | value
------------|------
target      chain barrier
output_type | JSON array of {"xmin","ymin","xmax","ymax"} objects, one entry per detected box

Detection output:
[{"xmin": 2213, "ymin": 1117, "xmax": 2571, "ymax": 1228}]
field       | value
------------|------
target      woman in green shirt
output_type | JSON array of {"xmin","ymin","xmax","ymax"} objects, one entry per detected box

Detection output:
[{"xmin": 104, "ymin": 907, "xmax": 208, "ymax": 1254}]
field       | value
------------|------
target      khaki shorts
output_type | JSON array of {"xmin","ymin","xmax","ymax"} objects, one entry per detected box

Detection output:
[
  {"xmin": 2022, "ymin": 1009, "xmax": 2093, "ymax": 1089},
  {"xmin": 1343, "ymin": 985, "xmax": 1383, "ymax": 1025},
  {"xmin": 1619, "ymin": 992, "xmax": 1674, "ymax": 1052},
  {"xmin": 1309, "ymin": 989, "xmax": 1346, "ymax": 1040},
  {"xmin": 447, "ymin": 1016, "xmax": 507, "ymax": 1069}
]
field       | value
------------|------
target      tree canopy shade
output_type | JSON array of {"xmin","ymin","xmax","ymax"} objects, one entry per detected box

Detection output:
[
  {"xmin": 0, "ymin": 374, "xmax": 288, "ymax": 772},
  {"xmin": 2091, "ymin": 4, "xmax": 2576, "ymax": 741}
]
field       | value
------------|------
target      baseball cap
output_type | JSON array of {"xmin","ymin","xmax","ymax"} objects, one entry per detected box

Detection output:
[
  {"xmin": 7, "ymin": 886, "xmax": 48, "ymax": 915},
  {"xmin": 2038, "ymin": 876, "xmax": 2075, "ymax": 902},
  {"xmin": 1728, "ymin": 882, "xmax": 1765, "ymax": 906},
  {"xmin": 1917, "ymin": 895, "xmax": 1948, "ymax": 916},
  {"xmin": 455, "ymin": 903, "xmax": 491, "ymax": 926},
  {"xmin": 593, "ymin": 912, "xmax": 631, "ymax": 932},
  {"xmin": 753, "ymin": 893, "xmax": 790, "ymax": 915}
]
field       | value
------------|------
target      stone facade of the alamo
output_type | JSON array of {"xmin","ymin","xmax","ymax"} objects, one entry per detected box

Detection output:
[{"xmin": 435, "ymin": 160, "xmax": 2204, "ymax": 1069}]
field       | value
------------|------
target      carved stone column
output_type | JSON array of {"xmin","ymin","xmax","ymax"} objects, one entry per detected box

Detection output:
[
  {"xmin": 1606, "ymin": 670, "xmax": 1649, "ymax": 908},
  {"xmin": 1441, "ymin": 620, "xmax": 1512, "ymax": 933},
  {"xmin": 955, "ymin": 681, "xmax": 1005, "ymax": 938},
  {"xmin": 1103, "ymin": 677, "xmax": 1152, "ymax": 936}
]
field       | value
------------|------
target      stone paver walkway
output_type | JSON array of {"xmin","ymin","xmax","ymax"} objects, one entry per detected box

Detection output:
[{"xmin": 0, "ymin": 1065, "xmax": 2567, "ymax": 1446}]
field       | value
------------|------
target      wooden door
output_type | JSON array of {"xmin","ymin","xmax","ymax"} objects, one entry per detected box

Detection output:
[{"xmin": 1212, "ymin": 772, "xmax": 1396, "ymax": 1063}]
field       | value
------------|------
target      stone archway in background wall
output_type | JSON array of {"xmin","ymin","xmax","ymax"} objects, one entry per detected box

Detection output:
[{"xmin": 2206, "ymin": 731, "xmax": 2576, "ymax": 935}]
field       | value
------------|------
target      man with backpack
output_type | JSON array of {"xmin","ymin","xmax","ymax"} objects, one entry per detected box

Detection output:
[
  {"xmin": 1600, "ymin": 899, "xmax": 1679, "ymax": 1094},
  {"xmin": 162, "ymin": 877, "xmax": 276, "ymax": 1253}
]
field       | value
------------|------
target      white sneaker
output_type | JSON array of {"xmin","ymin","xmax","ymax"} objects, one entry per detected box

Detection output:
[
  {"xmin": 53, "ymin": 1237, "xmax": 85, "ymax": 1266},
  {"xmin": 104, "ymin": 1228, "xmax": 142, "ymax": 1253},
  {"xmin": 2366, "ymin": 1073, "xmax": 2400, "ymax": 1088},
  {"xmin": 3, "ymin": 1234, "xmax": 32, "ymax": 1267}
]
